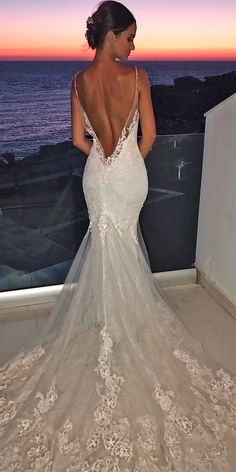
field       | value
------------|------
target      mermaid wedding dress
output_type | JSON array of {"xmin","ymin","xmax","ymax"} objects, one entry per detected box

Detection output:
[{"xmin": 0, "ymin": 66, "xmax": 236, "ymax": 472}]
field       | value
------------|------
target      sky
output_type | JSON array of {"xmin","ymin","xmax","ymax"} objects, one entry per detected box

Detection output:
[{"xmin": 1, "ymin": 0, "xmax": 236, "ymax": 60}]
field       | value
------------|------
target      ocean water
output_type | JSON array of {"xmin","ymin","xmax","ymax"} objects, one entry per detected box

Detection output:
[{"xmin": 0, "ymin": 60, "xmax": 235, "ymax": 159}]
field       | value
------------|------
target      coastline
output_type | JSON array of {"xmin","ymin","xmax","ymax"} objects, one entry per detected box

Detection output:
[
  {"xmin": 1, "ymin": 70, "xmax": 235, "ymax": 164},
  {"xmin": 0, "ymin": 70, "xmax": 235, "ymax": 199}
]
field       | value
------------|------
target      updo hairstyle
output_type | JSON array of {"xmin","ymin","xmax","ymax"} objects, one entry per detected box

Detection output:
[{"xmin": 85, "ymin": 0, "xmax": 136, "ymax": 50}]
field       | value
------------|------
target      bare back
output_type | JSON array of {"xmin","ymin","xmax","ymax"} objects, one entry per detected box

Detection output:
[{"xmin": 74, "ymin": 63, "xmax": 138, "ymax": 159}]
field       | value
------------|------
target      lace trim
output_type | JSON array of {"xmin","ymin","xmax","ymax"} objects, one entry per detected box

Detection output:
[{"xmin": 93, "ymin": 108, "xmax": 139, "ymax": 166}]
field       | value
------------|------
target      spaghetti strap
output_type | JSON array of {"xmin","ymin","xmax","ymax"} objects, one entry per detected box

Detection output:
[
  {"xmin": 135, "ymin": 65, "xmax": 138, "ymax": 95},
  {"xmin": 73, "ymin": 73, "xmax": 79, "ymax": 101},
  {"xmin": 73, "ymin": 72, "xmax": 86, "ymax": 128}
]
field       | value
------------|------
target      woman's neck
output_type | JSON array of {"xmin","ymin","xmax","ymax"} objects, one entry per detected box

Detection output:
[{"xmin": 92, "ymin": 47, "xmax": 116, "ymax": 67}]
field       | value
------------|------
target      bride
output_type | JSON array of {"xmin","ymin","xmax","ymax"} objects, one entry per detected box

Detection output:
[{"xmin": 0, "ymin": 1, "xmax": 236, "ymax": 471}]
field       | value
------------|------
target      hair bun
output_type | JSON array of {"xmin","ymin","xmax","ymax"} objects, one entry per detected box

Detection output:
[
  {"xmin": 85, "ymin": 1, "xmax": 136, "ymax": 51},
  {"xmin": 85, "ymin": 14, "xmax": 97, "ymax": 49}
]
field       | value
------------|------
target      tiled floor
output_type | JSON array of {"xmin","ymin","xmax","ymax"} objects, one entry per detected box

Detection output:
[{"xmin": 0, "ymin": 283, "xmax": 235, "ymax": 373}]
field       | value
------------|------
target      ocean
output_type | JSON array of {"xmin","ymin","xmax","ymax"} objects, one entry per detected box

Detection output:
[{"xmin": 0, "ymin": 60, "xmax": 235, "ymax": 159}]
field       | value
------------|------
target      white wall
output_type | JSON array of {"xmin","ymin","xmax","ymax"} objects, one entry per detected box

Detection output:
[{"xmin": 196, "ymin": 92, "xmax": 236, "ymax": 305}]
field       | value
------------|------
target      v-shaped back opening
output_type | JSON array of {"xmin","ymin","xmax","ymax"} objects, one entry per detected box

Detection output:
[{"xmin": 73, "ymin": 66, "xmax": 138, "ymax": 160}]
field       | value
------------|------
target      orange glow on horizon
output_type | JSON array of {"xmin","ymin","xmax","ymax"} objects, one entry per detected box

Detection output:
[
  {"xmin": 1, "ymin": 1, "xmax": 236, "ymax": 62},
  {"xmin": 1, "ymin": 48, "xmax": 236, "ymax": 61}
]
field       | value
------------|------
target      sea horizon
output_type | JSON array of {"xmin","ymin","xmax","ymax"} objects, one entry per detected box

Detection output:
[
  {"xmin": 2, "ymin": 59, "xmax": 235, "ymax": 61},
  {"xmin": 0, "ymin": 60, "xmax": 235, "ymax": 159}
]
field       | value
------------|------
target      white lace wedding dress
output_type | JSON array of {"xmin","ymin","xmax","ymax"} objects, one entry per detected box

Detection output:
[{"xmin": 0, "ymin": 66, "xmax": 236, "ymax": 472}]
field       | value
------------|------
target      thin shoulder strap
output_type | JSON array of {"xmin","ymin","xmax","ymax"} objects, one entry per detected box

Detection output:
[
  {"xmin": 73, "ymin": 72, "xmax": 84, "ymax": 111},
  {"xmin": 73, "ymin": 73, "xmax": 86, "ymax": 112},
  {"xmin": 124, "ymin": 66, "xmax": 139, "ymax": 128},
  {"xmin": 73, "ymin": 73, "xmax": 79, "ymax": 99},
  {"xmin": 73, "ymin": 72, "xmax": 86, "ymax": 127},
  {"xmin": 135, "ymin": 65, "xmax": 138, "ymax": 95}
]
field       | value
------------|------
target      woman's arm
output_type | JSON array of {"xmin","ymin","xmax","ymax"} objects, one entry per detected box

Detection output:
[
  {"xmin": 70, "ymin": 78, "xmax": 93, "ymax": 156},
  {"xmin": 137, "ymin": 68, "xmax": 157, "ymax": 159}
]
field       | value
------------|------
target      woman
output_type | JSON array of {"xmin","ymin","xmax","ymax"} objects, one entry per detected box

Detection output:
[{"xmin": 0, "ymin": 1, "xmax": 236, "ymax": 471}]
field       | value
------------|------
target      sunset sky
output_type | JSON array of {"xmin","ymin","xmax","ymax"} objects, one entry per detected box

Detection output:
[{"xmin": 1, "ymin": 0, "xmax": 236, "ymax": 61}]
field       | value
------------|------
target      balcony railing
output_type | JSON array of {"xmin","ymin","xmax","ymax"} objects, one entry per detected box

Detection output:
[{"xmin": 0, "ymin": 133, "xmax": 204, "ymax": 293}]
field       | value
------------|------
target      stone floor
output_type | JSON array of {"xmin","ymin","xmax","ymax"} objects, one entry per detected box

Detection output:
[
  {"xmin": 165, "ymin": 283, "xmax": 236, "ymax": 373},
  {"xmin": 0, "ymin": 282, "xmax": 235, "ymax": 373}
]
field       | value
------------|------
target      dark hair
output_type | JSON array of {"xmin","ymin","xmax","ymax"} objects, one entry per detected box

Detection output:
[{"xmin": 85, "ymin": 1, "xmax": 136, "ymax": 50}]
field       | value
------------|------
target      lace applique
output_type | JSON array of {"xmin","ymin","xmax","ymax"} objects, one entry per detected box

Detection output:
[
  {"xmin": 0, "ymin": 377, "xmax": 57, "ymax": 471},
  {"xmin": 86, "ymin": 327, "xmax": 171, "ymax": 471},
  {"xmin": 89, "ymin": 212, "xmax": 139, "ymax": 246},
  {"xmin": 173, "ymin": 347, "xmax": 236, "ymax": 437},
  {"xmin": 173, "ymin": 348, "xmax": 236, "ymax": 400},
  {"xmin": 136, "ymin": 414, "xmax": 162, "ymax": 468},
  {"xmin": 0, "ymin": 345, "xmax": 47, "ymax": 440},
  {"xmin": 0, "ymin": 345, "xmax": 45, "ymax": 392},
  {"xmin": 35, "ymin": 378, "xmax": 58, "ymax": 414},
  {"xmin": 1, "ymin": 329, "xmax": 235, "ymax": 471},
  {"xmin": 1, "ymin": 328, "xmax": 153, "ymax": 472},
  {"xmin": 151, "ymin": 375, "xmax": 193, "ymax": 464},
  {"xmin": 97, "ymin": 213, "xmax": 109, "ymax": 244},
  {"xmin": 86, "ymin": 326, "xmax": 135, "ymax": 469},
  {"xmin": 91, "ymin": 326, "xmax": 126, "ymax": 427},
  {"xmin": 57, "ymin": 416, "xmax": 84, "ymax": 472},
  {"xmin": 186, "ymin": 441, "xmax": 229, "ymax": 472},
  {"xmin": 151, "ymin": 373, "xmax": 234, "ymax": 470},
  {"xmin": 0, "ymin": 397, "xmax": 21, "ymax": 432},
  {"xmin": 88, "ymin": 213, "xmax": 108, "ymax": 245}
]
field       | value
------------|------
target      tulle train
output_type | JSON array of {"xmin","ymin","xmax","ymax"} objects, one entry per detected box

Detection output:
[{"xmin": 0, "ymin": 217, "xmax": 236, "ymax": 471}]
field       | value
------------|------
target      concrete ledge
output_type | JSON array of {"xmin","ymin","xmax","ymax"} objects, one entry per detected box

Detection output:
[
  {"xmin": 0, "ymin": 268, "xmax": 197, "ymax": 310},
  {"xmin": 154, "ymin": 268, "xmax": 197, "ymax": 288},
  {"xmin": 197, "ymin": 268, "xmax": 236, "ymax": 321},
  {"xmin": 0, "ymin": 285, "xmax": 63, "ymax": 310}
]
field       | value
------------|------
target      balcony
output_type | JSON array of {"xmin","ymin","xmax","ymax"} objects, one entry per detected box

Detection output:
[
  {"xmin": 0, "ymin": 92, "xmax": 236, "ymax": 372},
  {"xmin": 0, "ymin": 133, "xmax": 204, "ymax": 289}
]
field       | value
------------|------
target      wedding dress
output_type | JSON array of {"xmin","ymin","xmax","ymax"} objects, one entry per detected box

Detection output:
[{"xmin": 1, "ymin": 65, "xmax": 236, "ymax": 472}]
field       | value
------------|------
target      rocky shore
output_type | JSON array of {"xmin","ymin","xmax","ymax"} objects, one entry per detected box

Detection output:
[{"xmin": 150, "ymin": 70, "xmax": 236, "ymax": 134}]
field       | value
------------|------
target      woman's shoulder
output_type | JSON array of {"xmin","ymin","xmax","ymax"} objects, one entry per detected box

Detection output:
[
  {"xmin": 116, "ymin": 63, "xmax": 140, "ymax": 75},
  {"xmin": 73, "ymin": 68, "xmax": 86, "ymax": 83},
  {"xmin": 135, "ymin": 67, "xmax": 150, "ymax": 95},
  {"xmin": 111, "ymin": 64, "xmax": 149, "ymax": 96},
  {"xmin": 135, "ymin": 66, "xmax": 148, "ymax": 82},
  {"xmin": 73, "ymin": 67, "xmax": 92, "ymax": 91},
  {"xmin": 120, "ymin": 64, "xmax": 148, "ymax": 83}
]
